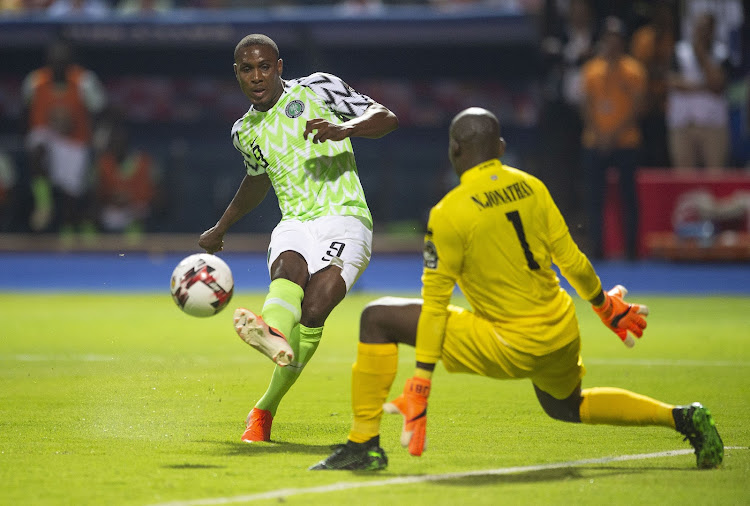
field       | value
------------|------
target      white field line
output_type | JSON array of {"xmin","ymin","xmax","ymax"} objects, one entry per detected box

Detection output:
[
  {"xmin": 149, "ymin": 447, "xmax": 747, "ymax": 506},
  {"xmin": 585, "ymin": 358, "xmax": 750, "ymax": 367},
  {"xmin": 3, "ymin": 354, "xmax": 750, "ymax": 368}
]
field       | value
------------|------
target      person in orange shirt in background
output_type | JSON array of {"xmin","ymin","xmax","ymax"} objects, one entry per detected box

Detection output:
[
  {"xmin": 94, "ymin": 119, "xmax": 160, "ymax": 239},
  {"xmin": 581, "ymin": 17, "xmax": 646, "ymax": 261},
  {"xmin": 630, "ymin": 0, "xmax": 675, "ymax": 169},
  {"xmin": 23, "ymin": 39, "xmax": 106, "ymax": 238}
]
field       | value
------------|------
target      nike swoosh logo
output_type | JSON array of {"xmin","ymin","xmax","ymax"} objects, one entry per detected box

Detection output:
[
  {"xmin": 408, "ymin": 409, "xmax": 427, "ymax": 422},
  {"xmin": 268, "ymin": 327, "xmax": 286, "ymax": 340},
  {"xmin": 611, "ymin": 306, "xmax": 632, "ymax": 327}
]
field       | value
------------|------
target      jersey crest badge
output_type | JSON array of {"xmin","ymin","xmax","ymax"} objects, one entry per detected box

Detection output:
[
  {"xmin": 285, "ymin": 100, "xmax": 305, "ymax": 118},
  {"xmin": 423, "ymin": 240, "xmax": 438, "ymax": 269}
]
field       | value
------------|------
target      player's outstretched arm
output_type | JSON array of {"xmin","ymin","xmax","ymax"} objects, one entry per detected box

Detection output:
[
  {"xmin": 591, "ymin": 285, "xmax": 649, "ymax": 347},
  {"xmin": 343, "ymin": 102, "xmax": 399, "ymax": 139},
  {"xmin": 304, "ymin": 103, "xmax": 398, "ymax": 143},
  {"xmin": 199, "ymin": 173, "xmax": 271, "ymax": 254}
]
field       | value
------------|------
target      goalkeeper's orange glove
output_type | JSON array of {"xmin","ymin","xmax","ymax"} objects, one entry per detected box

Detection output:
[
  {"xmin": 383, "ymin": 376, "xmax": 430, "ymax": 456},
  {"xmin": 592, "ymin": 285, "xmax": 649, "ymax": 347}
]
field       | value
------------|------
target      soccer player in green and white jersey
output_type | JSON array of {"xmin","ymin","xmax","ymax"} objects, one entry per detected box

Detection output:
[{"xmin": 198, "ymin": 34, "xmax": 398, "ymax": 443}]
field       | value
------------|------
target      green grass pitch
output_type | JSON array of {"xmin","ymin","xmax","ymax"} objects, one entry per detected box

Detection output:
[{"xmin": 1, "ymin": 292, "xmax": 749, "ymax": 505}]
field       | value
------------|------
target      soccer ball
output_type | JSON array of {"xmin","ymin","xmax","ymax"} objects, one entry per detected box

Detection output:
[{"xmin": 170, "ymin": 253, "xmax": 234, "ymax": 317}]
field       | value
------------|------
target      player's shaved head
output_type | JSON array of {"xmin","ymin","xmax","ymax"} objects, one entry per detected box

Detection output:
[
  {"xmin": 448, "ymin": 107, "xmax": 504, "ymax": 175},
  {"xmin": 234, "ymin": 34, "xmax": 279, "ymax": 61},
  {"xmin": 450, "ymin": 107, "xmax": 500, "ymax": 145}
]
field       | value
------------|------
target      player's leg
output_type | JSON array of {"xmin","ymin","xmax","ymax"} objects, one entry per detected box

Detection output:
[
  {"xmin": 250, "ymin": 217, "xmax": 372, "ymax": 441},
  {"xmin": 311, "ymin": 297, "xmax": 421, "ymax": 470},
  {"xmin": 279, "ymin": 215, "xmax": 375, "ymax": 397},
  {"xmin": 250, "ymin": 267, "xmax": 347, "ymax": 442},
  {"xmin": 234, "ymin": 250, "xmax": 306, "ymax": 367},
  {"xmin": 533, "ymin": 382, "xmax": 678, "ymax": 426},
  {"xmin": 239, "ymin": 223, "xmax": 310, "ymax": 441},
  {"xmin": 581, "ymin": 387, "xmax": 722, "ymax": 468},
  {"xmin": 533, "ymin": 383, "xmax": 583, "ymax": 422},
  {"xmin": 530, "ymin": 339, "xmax": 587, "ymax": 423},
  {"xmin": 256, "ymin": 265, "xmax": 351, "ymax": 416},
  {"xmin": 236, "ymin": 220, "xmax": 311, "ymax": 367},
  {"xmin": 349, "ymin": 297, "xmax": 420, "ymax": 440},
  {"xmin": 580, "ymin": 387, "xmax": 722, "ymax": 468},
  {"xmin": 300, "ymin": 264, "xmax": 347, "ymax": 327},
  {"xmin": 324, "ymin": 305, "xmax": 520, "ymax": 470},
  {"xmin": 532, "ymin": 341, "xmax": 723, "ymax": 468},
  {"xmin": 317, "ymin": 301, "xmax": 513, "ymax": 470},
  {"xmin": 256, "ymin": 265, "xmax": 347, "ymax": 414},
  {"xmin": 532, "ymin": 340, "xmax": 676, "ymax": 425},
  {"xmin": 240, "ymin": 251, "xmax": 308, "ymax": 442},
  {"xmin": 263, "ymin": 247, "xmax": 310, "ymax": 340}
]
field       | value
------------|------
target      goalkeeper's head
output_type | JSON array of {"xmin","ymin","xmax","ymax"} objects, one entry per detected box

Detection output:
[{"xmin": 448, "ymin": 107, "xmax": 506, "ymax": 176}]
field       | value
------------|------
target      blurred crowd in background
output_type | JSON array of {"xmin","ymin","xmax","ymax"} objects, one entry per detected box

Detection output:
[
  {"xmin": 0, "ymin": 0, "xmax": 748, "ymax": 260},
  {"xmin": 1, "ymin": 0, "xmax": 544, "ymax": 15}
]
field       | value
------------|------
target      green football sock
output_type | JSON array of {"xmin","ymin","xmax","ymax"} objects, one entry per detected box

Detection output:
[
  {"xmin": 255, "ymin": 324, "xmax": 323, "ymax": 416},
  {"xmin": 260, "ymin": 278, "xmax": 304, "ymax": 339}
]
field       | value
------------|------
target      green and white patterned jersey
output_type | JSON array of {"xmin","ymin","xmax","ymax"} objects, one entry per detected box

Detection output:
[{"xmin": 231, "ymin": 72, "xmax": 374, "ymax": 228}]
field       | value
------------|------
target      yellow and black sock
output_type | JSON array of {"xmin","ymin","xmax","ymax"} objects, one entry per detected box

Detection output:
[{"xmin": 580, "ymin": 387, "xmax": 676, "ymax": 428}]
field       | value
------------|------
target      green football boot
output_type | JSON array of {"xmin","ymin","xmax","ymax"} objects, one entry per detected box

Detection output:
[
  {"xmin": 310, "ymin": 437, "xmax": 388, "ymax": 471},
  {"xmin": 674, "ymin": 402, "xmax": 724, "ymax": 469}
]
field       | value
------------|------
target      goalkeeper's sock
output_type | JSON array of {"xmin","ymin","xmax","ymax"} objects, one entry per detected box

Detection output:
[
  {"xmin": 414, "ymin": 367, "xmax": 433, "ymax": 380},
  {"xmin": 260, "ymin": 278, "xmax": 304, "ymax": 339},
  {"xmin": 348, "ymin": 342, "xmax": 399, "ymax": 444},
  {"xmin": 580, "ymin": 387, "xmax": 676, "ymax": 428},
  {"xmin": 255, "ymin": 324, "xmax": 322, "ymax": 416}
]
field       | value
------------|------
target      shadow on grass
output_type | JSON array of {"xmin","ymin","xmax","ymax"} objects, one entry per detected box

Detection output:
[
  {"xmin": 163, "ymin": 463, "xmax": 227, "ymax": 470},
  {"xmin": 193, "ymin": 439, "xmax": 335, "ymax": 457},
  {"xmin": 433, "ymin": 467, "xmax": 588, "ymax": 486},
  {"xmin": 431, "ymin": 464, "xmax": 688, "ymax": 487}
]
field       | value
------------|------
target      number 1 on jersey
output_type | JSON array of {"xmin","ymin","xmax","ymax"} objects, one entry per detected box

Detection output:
[{"xmin": 506, "ymin": 210, "xmax": 540, "ymax": 270}]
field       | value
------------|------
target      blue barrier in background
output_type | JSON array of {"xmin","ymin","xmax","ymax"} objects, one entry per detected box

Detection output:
[{"xmin": 0, "ymin": 252, "xmax": 748, "ymax": 295}]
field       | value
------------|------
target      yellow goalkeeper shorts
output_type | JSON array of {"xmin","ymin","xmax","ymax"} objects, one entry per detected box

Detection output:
[{"xmin": 441, "ymin": 306, "xmax": 585, "ymax": 400}]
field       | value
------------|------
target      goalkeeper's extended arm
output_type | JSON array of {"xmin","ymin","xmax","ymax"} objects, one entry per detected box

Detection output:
[
  {"xmin": 591, "ymin": 285, "xmax": 649, "ymax": 347},
  {"xmin": 383, "ymin": 374, "xmax": 431, "ymax": 456}
]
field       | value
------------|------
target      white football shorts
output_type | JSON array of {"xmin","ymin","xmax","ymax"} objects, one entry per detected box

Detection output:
[{"xmin": 267, "ymin": 215, "xmax": 373, "ymax": 292}]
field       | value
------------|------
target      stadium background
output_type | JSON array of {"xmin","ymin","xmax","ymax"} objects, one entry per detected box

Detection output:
[
  {"xmin": 0, "ymin": 0, "xmax": 748, "ymax": 274},
  {"xmin": 0, "ymin": 5, "xmax": 544, "ymax": 236}
]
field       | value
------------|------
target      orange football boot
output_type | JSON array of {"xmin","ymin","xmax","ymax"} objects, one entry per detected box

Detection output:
[{"xmin": 241, "ymin": 407, "xmax": 273, "ymax": 442}]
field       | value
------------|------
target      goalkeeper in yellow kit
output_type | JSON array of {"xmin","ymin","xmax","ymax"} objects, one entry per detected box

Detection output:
[{"xmin": 311, "ymin": 107, "xmax": 723, "ymax": 471}]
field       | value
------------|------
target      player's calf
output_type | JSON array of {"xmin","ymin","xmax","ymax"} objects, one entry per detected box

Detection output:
[{"xmin": 533, "ymin": 384, "xmax": 582, "ymax": 423}]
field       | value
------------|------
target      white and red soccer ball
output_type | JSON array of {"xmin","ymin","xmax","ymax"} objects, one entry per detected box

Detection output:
[{"xmin": 170, "ymin": 253, "xmax": 234, "ymax": 317}]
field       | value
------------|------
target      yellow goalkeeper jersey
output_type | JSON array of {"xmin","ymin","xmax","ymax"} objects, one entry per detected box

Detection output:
[{"xmin": 416, "ymin": 159, "xmax": 603, "ymax": 362}]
